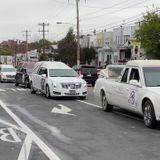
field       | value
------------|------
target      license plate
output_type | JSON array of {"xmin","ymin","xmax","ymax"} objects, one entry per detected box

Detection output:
[{"xmin": 69, "ymin": 90, "xmax": 76, "ymax": 95}]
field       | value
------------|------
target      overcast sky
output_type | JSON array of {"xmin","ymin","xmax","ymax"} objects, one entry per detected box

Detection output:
[{"xmin": 0, "ymin": 0, "xmax": 159, "ymax": 42}]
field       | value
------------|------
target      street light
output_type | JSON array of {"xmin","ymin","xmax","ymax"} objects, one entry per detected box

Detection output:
[{"xmin": 56, "ymin": 22, "xmax": 76, "ymax": 26}]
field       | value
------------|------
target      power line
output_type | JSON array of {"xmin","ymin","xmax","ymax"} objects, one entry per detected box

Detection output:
[{"xmin": 80, "ymin": 0, "xmax": 152, "ymax": 21}]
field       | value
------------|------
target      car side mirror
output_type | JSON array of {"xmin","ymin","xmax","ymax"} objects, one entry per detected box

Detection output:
[
  {"xmin": 129, "ymin": 80, "xmax": 141, "ymax": 87},
  {"xmin": 41, "ymin": 74, "xmax": 47, "ymax": 78}
]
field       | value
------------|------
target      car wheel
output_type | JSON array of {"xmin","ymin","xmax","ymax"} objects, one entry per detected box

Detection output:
[
  {"xmin": 79, "ymin": 96, "xmax": 86, "ymax": 100},
  {"xmin": 15, "ymin": 82, "xmax": 19, "ymax": 86},
  {"xmin": 143, "ymin": 100, "xmax": 156, "ymax": 128},
  {"xmin": 46, "ymin": 85, "xmax": 51, "ymax": 99},
  {"xmin": 101, "ymin": 92, "xmax": 113, "ymax": 112},
  {"xmin": 30, "ymin": 82, "xmax": 36, "ymax": 94},
  {"xmin": 24, "ymin": 79, "xmax": 28, "ymax": 88}
]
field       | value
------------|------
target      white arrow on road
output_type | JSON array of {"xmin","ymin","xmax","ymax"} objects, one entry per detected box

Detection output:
[{"xmin": 51, "ymin": 104, "xmax": 76, "ymax": 116}]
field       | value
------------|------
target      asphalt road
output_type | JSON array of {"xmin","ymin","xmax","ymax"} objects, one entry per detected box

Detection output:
[{"xmin": 0, "ymin": 83, "xmax": 160, "ymax": 160}]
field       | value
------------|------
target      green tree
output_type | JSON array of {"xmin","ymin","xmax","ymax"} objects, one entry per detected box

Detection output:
[
  {"xmin": 81, "ymin": 47, "xmax": 96, "ymax": 64},
  {"xmin": 57, "ymin": 28, "xmax": 77, "ymax": 66},
  {"xmin": 136, "ymin": 11, "xmax": 160, "ymax": 58},
  {"xmin": 0, "ymin": 47, "xmax": 14, "ymax": 55}
]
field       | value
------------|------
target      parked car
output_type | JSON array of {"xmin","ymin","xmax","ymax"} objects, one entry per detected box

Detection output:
[
  {"xmin": 30, "ymin": 61, "xmax": 87, "ymax": 99},
  {"xmin": 0, "ymin": 64, "xmax": 16, "ymax": 82},
  {"xmin": 15, "ymin": 62, "xmax": 35, "ymax": 88},
  {"xmin": 94, "ymin": 60, "xmax": 160, "ymax": 128},
  {"xmin": 72, "ymin": 64, "xmax": 98, "ymax": 86},
  {"xmin": 98, "ymin": 64, "xmax": 125, "ymax": 78}
]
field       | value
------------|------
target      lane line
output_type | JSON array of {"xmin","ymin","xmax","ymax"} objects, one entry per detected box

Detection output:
[
  {"xmin": 0, "ymin": 89, "xmax": 6, "ymax": 92},
  {"xmin": 0, "ymin": 100, "xmax": 61, "ymax": 160},
  {"xmin": 77, "ymin": 100, "xmax": 101, "ymax": 109},
  {"xmin": 18, "ymin": 135, "xmax": 32, "ymax": 160},
  {"xmin": 78, "ymin": 100, "xmax": 143, "ymax": 122},
  {"xmin": 0, "ymin": 119, "xmax": 24, "ymax": 132}
]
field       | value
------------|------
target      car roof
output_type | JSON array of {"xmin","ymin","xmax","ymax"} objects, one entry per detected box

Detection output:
[
  {"xmin": 34, "ymin": 61, "xmax": 71, "ymax": 69},
  {"xmin": 126, "ymin": 60, "xmax": 160, "ymax": 67}
]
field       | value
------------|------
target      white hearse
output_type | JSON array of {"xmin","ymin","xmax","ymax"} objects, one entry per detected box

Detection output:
[
  {"xmin": 94, "ymin": 60, "xmax": 160, "ymax": 128},
  {"xmin": 30, "ymin": 61, "xmax": 87, "ymax": 99}
]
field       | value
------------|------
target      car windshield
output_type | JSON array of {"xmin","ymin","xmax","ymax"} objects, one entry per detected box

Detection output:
[
  {"xmin": 26, "ymin": 68, "xmax": 33, "ymax": 74},
  {"xmin": 81, "ymin": 66, "xmax": 97, "ymax": 74},
  {"xmin": 49, "ymin": 69, "xmax": 78, "ymax": 77},
  {"xmin": 1, "ymin": 68, "xmax": 16, "ymax": 72},
  {"xmin": 143, "ymin": 67, "xmax": 160, "ymax": 87},
  {"xmin": 108, "ymin": 67, "xmax": 124, "ymax": 78}
]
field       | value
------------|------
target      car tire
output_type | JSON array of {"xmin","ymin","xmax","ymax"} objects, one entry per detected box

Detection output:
[
  {"xmin": 15, "ymin": 82, "xmax": 19, "ymax": 86},
  {"xmin": 46, "ymin": 85, "xmax": 51, "ymax": 99},
  {"xmin": 79, "ymin": 96, "xmax": 86, "ymax": 100},
  {"xmin": 24, "ymin": 79, "xmax": 28, "ymax": 88},
  {"xmin": 143, "ymin": 100, "xmax": 156, "ymax": 128},
  {"xmin": 30, "ymin": 82, "xmax": 36, "ymax": 94},
  {"xmin": 101, "ymin": 91, "xmax": 113, "ymax": 112}
]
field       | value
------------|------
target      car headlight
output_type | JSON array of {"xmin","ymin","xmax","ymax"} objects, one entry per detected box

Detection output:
[
  {"xmin": 1, "ymin": 74, "xmax": 6, "ymax": 79},
  {"xmin": 52, "ymin": 83, "xmax": 57, "ymax": 88},
  {"xmin": 83, "ymin": 83, "xmax": 87, "ymax": 88}
]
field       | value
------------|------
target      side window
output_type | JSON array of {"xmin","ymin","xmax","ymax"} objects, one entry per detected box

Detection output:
[
  {"xmin": 121, "ymin": 68, "xmax": 129, "ymax": 83},
  {"xmin": 129, "ymin": 68, "xmax": 140, "ymax": 81},
  {"xmin": 38, "ymin": 68, "xmax": 47, "ymax": 76}
]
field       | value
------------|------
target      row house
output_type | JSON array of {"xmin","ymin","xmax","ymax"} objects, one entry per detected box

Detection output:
[{"xmin": 80, "ymin": 24, "xmax": 144, "ymax": 67}]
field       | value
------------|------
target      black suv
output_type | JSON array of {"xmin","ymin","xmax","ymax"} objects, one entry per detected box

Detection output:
[{"xmin": 72, "ymin": 65, "xmax": 98, "ymax": 86}]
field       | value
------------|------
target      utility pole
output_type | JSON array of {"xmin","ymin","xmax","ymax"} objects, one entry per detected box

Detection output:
[
  {"xmin": 38, "ymin": 23, "xmax": 49, "ymax": 56},
  {"xmin": 76, "ymin": 0, "xmax": 80, "ymax": 65},
  {"xmin": 68, "ymin": 0, "xmax": 86, "ymax": 65},
  {"xmin": 22, "ymin": 30, "xmax": 31, "ymax": 61}
]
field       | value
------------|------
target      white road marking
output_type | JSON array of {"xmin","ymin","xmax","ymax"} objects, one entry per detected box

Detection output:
[
  {"xmin": 52, "ymin": 104, "xmax": 76, "ymax": 116},
  {"xmin": 77, "ymin": 100, "xmax": 101, "ymax": 109},
  {"xmin": 0, "ymin": 100, "xmax": 61, "ymax": 160},
  {"xmin": 0, "ymin": 128, "xmax": 21, "ymax": 143},
  {"xmin": 0, "ymin": 119, "xmax": 24, "ymax": 132},
  {"xmin": 78, "ymin": 100, "xmax": 143, "ymax": 122},
  {"xmin": 16, "ymin": 88, "xmax": 29, "ymax": 91},
  {"xmin": 7, "ymin": 88, "xmax": 17, "ymax": 92},
  {"xmin": 18, "ymin": 135, "xmax": 32, "ymax": 160},
  {"xmin": 0, "ymin": 89, "xmax": 6, "ymax": 92}
]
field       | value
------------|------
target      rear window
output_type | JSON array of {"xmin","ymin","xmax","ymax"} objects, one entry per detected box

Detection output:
[{"xmin": 81, "ymin": 66, "xmax": 97, "ymax": 74}]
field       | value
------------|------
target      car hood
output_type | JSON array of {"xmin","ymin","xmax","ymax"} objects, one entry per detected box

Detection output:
[
  {"xmin": 147, "ymin": 87, "xmax": 160, "ymax": 95},
  {"xmin": 1, "ymin": 72, "xmax": 16, "ymax": 76},
  {"xmin": 49, "ymin": 77, "xmax": 86, "ymax": 83}
]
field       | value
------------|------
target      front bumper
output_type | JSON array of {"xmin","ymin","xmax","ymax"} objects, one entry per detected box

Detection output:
[{"xmin": 50, "ymin": 87, "xmax": 87, "ymax": 97}]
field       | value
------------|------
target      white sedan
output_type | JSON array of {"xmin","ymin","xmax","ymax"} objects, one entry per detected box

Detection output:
[{"xmin": 30, "ymin": 61, "xmax": 87, "ymax": 99}]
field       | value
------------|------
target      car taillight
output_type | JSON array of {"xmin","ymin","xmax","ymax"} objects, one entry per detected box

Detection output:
[{"xmin": 78, "ymin": 71, "xmax": 83, "ymax": 78}]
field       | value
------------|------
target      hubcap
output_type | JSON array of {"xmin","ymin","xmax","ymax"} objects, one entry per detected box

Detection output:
[
  {"xmin": 46, "ymin": 87, "xmax": 49, "ymax": 97},
  {"xmin": 102, "ymin": 95, "xmax": 107, "ymax": 110},
  {"xmin": 143, "ymin": 104, "xmax": 152, "ymax": 126}
]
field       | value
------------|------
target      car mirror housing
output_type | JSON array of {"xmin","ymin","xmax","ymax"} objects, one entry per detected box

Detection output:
[
  {"xmin": 129, "ymin": 80, "xmax": 141, "ymax": 87},
  {"xmin": 41, "ymin": 74, "xmax": 47, "ymax": 78}
]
